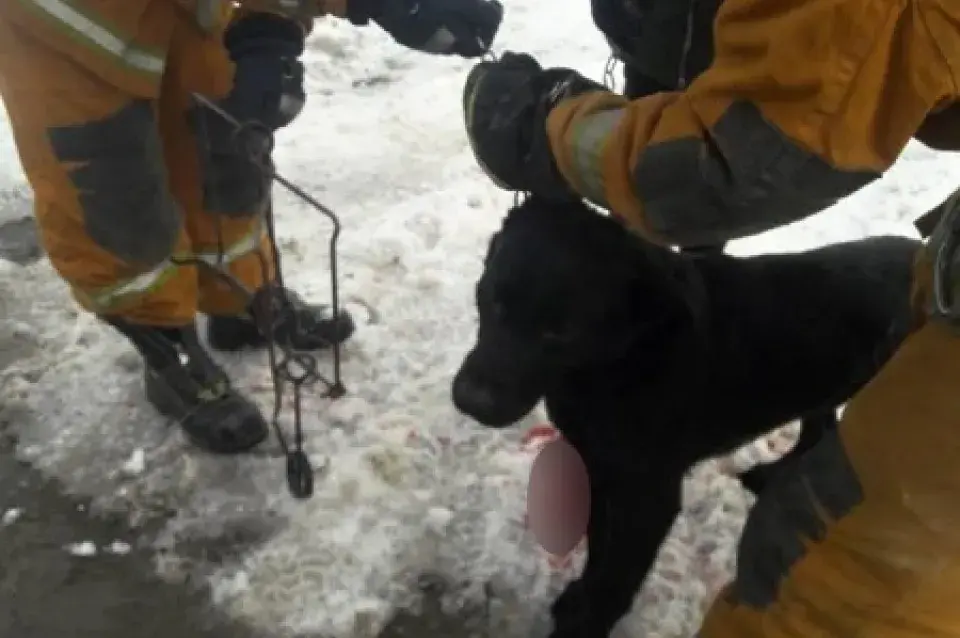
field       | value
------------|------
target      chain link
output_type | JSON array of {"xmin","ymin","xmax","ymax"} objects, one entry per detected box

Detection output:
[{"xmin": 602, "ymin": 54, "xmax": 619, "ymax": 92}]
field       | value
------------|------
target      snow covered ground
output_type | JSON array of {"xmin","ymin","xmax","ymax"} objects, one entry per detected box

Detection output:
[{"xmin": 1, "ymin": 1, "xmax": 959, "ymax": 636}]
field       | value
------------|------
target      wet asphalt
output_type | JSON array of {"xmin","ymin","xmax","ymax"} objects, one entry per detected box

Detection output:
[{"xmin": 0, "ymin": 452, "xmax": 482, "ymax": 638}]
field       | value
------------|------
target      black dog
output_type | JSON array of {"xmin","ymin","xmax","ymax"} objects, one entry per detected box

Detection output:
[{"xmin": 452, "ymin": 196, "xmax": 918, "ymax": 638}]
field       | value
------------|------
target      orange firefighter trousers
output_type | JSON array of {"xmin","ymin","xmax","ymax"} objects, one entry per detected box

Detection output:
[
  {"xmin": 0, "ymin": 9, "xmax": 275, "ymax": 326},
  {"xmin": 700, "ymin": 191, "xmax": 960, "ymax": 637}
]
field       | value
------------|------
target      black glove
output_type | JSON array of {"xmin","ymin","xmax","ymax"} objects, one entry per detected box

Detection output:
[
  {"xmin": 462, "ymin": 52, "xmax": 608, "ymax": 199},
  {"xmin": 349, "ymin": 0, "xmax": 503, "ymax": 58},
  {"xmin": 189, "ymin": 13, "xmax": 305, "ymax": 216},
  {"xmin": 222, "ymin": 12, "xmax": 306, "ymax": 131}
]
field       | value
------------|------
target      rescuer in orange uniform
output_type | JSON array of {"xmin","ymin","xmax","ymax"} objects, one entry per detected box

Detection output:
[
  {"xmin": 0, "ymin": 0, "xmax": 502, "ymax": 454},
  {"xmin": 463, "ymin": 0, "xmax": 960, "ymax": 635}
]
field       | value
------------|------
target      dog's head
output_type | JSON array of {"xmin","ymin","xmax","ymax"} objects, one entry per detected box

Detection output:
[{"xmin": 452, "ymin": 196, "xmax": 694, "ymax": 428}]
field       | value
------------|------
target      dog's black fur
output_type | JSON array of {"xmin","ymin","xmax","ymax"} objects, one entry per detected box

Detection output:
[{"xmin": 452, "ymin": 196, "xmax": 919, "ymax": 638}]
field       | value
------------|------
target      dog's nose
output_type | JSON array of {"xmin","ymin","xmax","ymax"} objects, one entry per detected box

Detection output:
[{"xmin": 452, "ymin": 375, "xmax": 498, "ymax": 419}]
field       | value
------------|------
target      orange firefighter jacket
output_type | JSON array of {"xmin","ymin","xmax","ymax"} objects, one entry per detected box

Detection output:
[{"xmin": 546, "ymin": 0, "xmax": 960, "ymax": 248}]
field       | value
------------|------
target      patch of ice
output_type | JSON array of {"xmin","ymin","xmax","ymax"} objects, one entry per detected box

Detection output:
[
  {"xmin": 104, "ymin": 540, "xmax": 132, "ymax": 556},
  {"xmin": 66, "ymin": 541, "xmax": 98, "ymax": 557},
  {"xmin": 2, "ymin": 507, "xmax": 23, "ymax": 526},
  {"xmin": 121, "ymin": 449, "xmax": 146, "ymax": 477}
]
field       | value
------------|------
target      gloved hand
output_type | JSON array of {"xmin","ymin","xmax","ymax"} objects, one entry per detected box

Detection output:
[
  {"xmin": 190, "ymin": 12, "xmax": 305, "ymax": 217},
  {"xmin": 221, "ymin": 12, "xmax": 306, "ymax": 131},
  {"xmin": 462, "ymin": 51, "xmax": 609, "ymax": 199},
  {"xmin": 349, "ymin": 0, "xmax": 504, "ymax": 58}
]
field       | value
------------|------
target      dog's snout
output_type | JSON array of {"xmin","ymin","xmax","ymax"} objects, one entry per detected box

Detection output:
[
  {"xmin": 452, "ymin": 338, "xmax": 547, "ymax": 428},
  {"xmin": 453, "ymin": 374, "xmax": 499, "ymax": 419}
]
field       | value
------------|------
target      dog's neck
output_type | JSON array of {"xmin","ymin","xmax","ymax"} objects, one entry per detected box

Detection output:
[{"xmin": 549, "ymin": 245, "xmax": 723, "ymax": 400}]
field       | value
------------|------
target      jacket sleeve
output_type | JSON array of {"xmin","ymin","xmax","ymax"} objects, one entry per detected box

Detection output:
[{"xmin": 545, "ymin": 0, "xmax": 956, "ymax": 247}]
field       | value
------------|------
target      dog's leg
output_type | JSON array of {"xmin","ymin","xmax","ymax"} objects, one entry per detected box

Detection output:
[
  {"xmin": 738, "ymin": 409, "xmax": 839, "ymax": 495},
  {"xmin": 549, "ymin": 470, "xmax": 683, "ymax": 638}
]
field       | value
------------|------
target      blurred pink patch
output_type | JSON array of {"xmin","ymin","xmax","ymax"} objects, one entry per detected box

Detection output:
[{"xmin": 523, "ymin": 423, "xmax": 590, "ymax": 566}]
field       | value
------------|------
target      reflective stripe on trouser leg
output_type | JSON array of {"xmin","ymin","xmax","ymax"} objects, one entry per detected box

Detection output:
[
  {"xmin": 698, "ymin": 247, "xmax": 960, "ymax": 638},
  {"xmin": 0, "ymin": 27, "xmax": 203, "ymax": 325},
  {"xmin": 195, "ymin": 222, "xmax": 276, "ymax": 315},
  {"xmin": 82, "ymin": 223, "xmax": 270, "ymax": 314}
]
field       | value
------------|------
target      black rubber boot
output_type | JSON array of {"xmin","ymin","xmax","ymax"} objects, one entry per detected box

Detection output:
[
  {"xmin": 104, "ymin": 318, "xmax": 269, "ymax": 454},
  {"xmin": 206, "ymin": 283, "xmax": 355, "ymax": 352}
]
